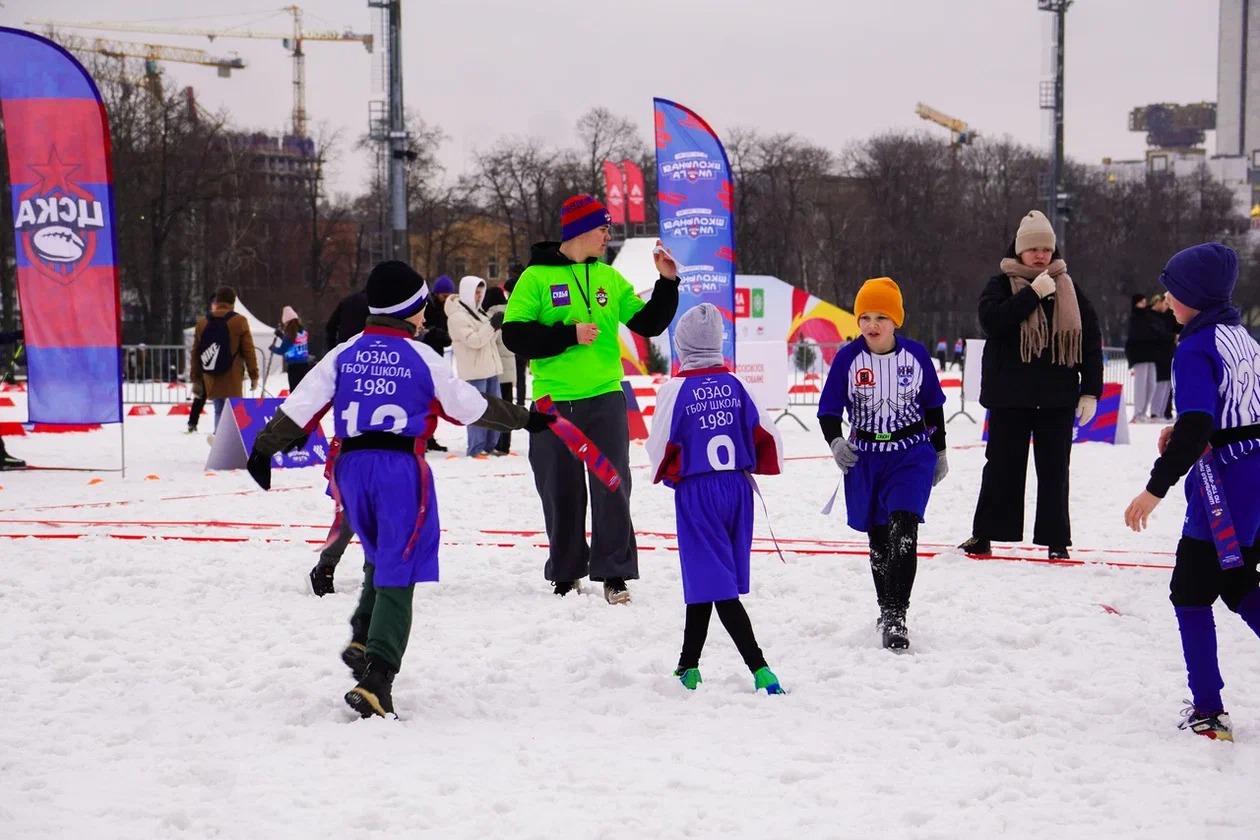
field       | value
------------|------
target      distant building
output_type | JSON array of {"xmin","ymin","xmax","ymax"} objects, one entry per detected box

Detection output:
[{"xmin": 1218, "ymin": 0, "xmax": 1260, "ymax": 158}]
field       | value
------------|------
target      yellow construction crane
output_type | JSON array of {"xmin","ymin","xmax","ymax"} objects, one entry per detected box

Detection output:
[
  {"xmin": 26, "ymin": 5, "xmax": 372, "ymax": 138},
  {"xmin": 914, "ymin": 102, "xmax": 975, "ymax": 147},
  {"xmin": 62, "ymin": 35, "xmax": 246, "ymax": 78}
]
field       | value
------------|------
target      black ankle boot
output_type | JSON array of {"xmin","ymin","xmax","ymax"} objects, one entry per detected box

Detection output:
[{"xmin": 345, "ymin": 658, "xmax": 397, "ymax": 719}]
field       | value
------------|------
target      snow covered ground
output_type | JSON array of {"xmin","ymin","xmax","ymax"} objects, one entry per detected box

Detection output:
[{"xmin": 1, "ymin": 382, "xmax": 1258, "ymax": 839}]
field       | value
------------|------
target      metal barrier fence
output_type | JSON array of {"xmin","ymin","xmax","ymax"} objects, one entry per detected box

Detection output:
[
  {"xmin": 122, "ymin": 344, "xmax": 271, "ymax": 405},
  {"xmin": 783, "ymin": 341, "xmax": 1133, "ymax": 410}
]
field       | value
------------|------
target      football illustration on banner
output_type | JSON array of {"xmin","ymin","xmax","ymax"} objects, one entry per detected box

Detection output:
[{"xmin": 32, "ymin": 226, "xmax": 87, "ymax": 263}]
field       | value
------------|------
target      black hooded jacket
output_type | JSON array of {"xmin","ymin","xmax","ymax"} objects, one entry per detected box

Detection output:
[
  {"xmin": 978, "ymin": 243, "xmax": 1104, "ymax": 409},
  {"xmin": 501, "ymin": 241, "xmax": 679, "ymax": 359}
]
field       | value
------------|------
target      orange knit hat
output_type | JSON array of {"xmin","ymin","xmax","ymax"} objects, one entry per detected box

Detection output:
[{"xmin": 854, "ymin": 277, "xmax": 904, "ymax": 327}]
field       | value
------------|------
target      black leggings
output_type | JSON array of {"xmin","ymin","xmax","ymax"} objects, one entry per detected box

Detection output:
[
  {"xmin": 868, "ymin": 510, "xmax": 919, "ymax": 617},
  {"xmin": 677, "ymin": 598, "xmax": 766, "ymax": 673}
]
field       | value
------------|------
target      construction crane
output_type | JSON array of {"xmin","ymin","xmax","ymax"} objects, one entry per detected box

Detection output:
[
  {"xmin": 62, "ymin": 35, "xmax": 245, "ymax": 78},
  {"xmin": 26, "ymin": 6, "xmax": 373, "ymax": 138},
  {"xmin": 914, "ymin": 102, "xmax": 975, "ymax": 147}
]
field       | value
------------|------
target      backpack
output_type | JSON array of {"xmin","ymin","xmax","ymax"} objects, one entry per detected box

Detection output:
[{"xmin": 197, "ymin": 313, "xmax": 239, "ymax": 376}]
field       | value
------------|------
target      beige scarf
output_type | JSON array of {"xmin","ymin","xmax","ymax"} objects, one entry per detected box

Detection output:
[{"xmin": 998, "ymin": 257, "xmax": 1082, "ymax": 367}]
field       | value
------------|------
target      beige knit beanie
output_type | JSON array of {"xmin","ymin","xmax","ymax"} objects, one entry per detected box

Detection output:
[{"xmin": 1014, "ymin": 210, "xmax": 1056, "ymax": 254}]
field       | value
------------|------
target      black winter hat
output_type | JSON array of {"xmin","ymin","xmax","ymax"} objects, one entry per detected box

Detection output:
[{"xmin": 366, "ymin": 260, "xmax": 428, "ymax": 320}]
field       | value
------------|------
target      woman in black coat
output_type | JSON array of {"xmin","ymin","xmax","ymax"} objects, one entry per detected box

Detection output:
[{"xmin": 959, "ymin": 211, "xmax": 1104, "ymax": 560}]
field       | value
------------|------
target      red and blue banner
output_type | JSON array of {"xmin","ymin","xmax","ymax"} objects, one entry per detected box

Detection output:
[
  {"xmin": 0, "ymin": 28, "xmax": 123, "ymax": 424},
  {"xmin": 653, "ymin": 98, "xmax": 736, "ymax": 369}
]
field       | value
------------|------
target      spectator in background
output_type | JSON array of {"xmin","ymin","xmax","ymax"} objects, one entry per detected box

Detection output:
[
  {"xmin": 446, "ymin": 276, "xmax": 502, "ymax": 458},
  {"xmin": 325, "ymin": 285, "xmax": 370, "ymax": 351},
  {"xmin": 481, "ymin": 285, "xmax": 517, "ymax": 454},
  {"xmin": 191, "ymin": 286, "xmax": 258, "ymax": 438},
  {"xmin": 935, "ymin": 337, "xmax": 948, "ymax": 371},
  {"xmin": 1125, "ymin": 293, "xmax": 1168, "ymax": 422},
  {"xmin": 958, "ymin": 210, "xmax": 1103, "ymax": 562},
  {"xmin": 0, "ymin": 329, "xmax": 23, "ymax": 469},
  {"xmin": 1151, "ymin": 292, "xmax": 1180, "ymax": 420},
  {"xmin": 505, "ymin": 276, "xmax": 527, "ymax": 405},
  {"xmin": 953, "ymin": 337, "xmax": 964, "ymax": 370},
  {"xmin": 273, "ymin": 305, "xmax": 312, "ymax": 391}
]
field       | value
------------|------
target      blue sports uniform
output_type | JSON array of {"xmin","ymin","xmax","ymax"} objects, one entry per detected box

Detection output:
[
  {"xmin": 818, "ymin": 337, "xmax": 947, "ymax": 532},
  {"xmin": 647, "ymin": 367, "xmax": 783, "ymax": 603},
  {"xmin": 279, "ymin": 323, "xmax": 492, "ymax": 587}
]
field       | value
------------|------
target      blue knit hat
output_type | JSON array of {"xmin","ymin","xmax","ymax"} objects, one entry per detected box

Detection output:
[
  {"xmin": 560, "ymin": 194, "xmax": 611, "ymax": 242},
  {"xmin": 431, "ymin": 275, "xmax": 456, "ymax": 296},
  {"xmin": 1160, "ymin": 243, "xmax": 1238, "ymax": 311}
]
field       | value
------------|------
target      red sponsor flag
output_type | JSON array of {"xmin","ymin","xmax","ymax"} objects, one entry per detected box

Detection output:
[
  {"xmin": 601, "ymin": 160, "xmax": 626, "ymax": 225},
  {"xmin": 622, "ymin": 159, "xmax": 647, "ymax": 224}
]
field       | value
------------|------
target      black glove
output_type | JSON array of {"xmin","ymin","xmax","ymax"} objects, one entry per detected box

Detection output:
[
  {"xmin": 246, "ymin": 450, "xmax": 272, "ymax": 490},
  {"xmin": 524, "ymin": 409, "xmax": 558, "ymax": 434},
  {"xmin": 489, "ymin": 312, "xmax": 505, "ymax": 330},
  {"xmin": 283, "ymin": 433, "xmax": 310, "ymax": 453}
]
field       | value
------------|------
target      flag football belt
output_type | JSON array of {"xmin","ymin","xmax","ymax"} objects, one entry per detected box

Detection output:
[
  {"xmin": 1194, "ymin": 451, "xmax": 1244, "ymax": 571},
  {"xmin": 1209, "ymin": 423, "xmax": 1260, "ymax": 449},
  {"xmin": 850, "ymin": 420, "xmax": 927, "ymax": 444},
  {"xmin": 534, "ymin": 394, "xmax": 623, "ymax": 491},
  {"xmin": 339, "ymin": 431, "xmax": 420, "ymax": 453}
]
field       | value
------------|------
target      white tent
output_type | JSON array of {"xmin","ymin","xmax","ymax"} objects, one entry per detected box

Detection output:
[{"xmin": 182, "ymin": 298, "xmax": 280, "ymax": 380}]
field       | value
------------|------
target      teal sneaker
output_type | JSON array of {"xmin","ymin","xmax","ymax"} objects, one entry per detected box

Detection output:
[
  {"xmin": 674, "ymin": 667, "xmax": 702, "ymax": 690},
  {"xmin": 754, "ymin": 667, "xmax": 785, "ymax": 695}
]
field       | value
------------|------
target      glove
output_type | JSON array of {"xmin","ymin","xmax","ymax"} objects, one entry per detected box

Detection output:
[
  {"xmin": 246, "ymin": 450, "xmax": 272, "ymax": 491},
  {"xmin": 489, "ymin": 312, "xmax": 505, "ymax": 330},
  {"xmin": 933, "ymin": 452, "xmax": 949, "ymax": 486},
  {"xmin": 283, "ymin": 433, "xmax": 310, "ymax": 453},
  {"xmin": 830, "ymin": 437, "xmax": 859, "ymax": 475},
  {"xmin": 1076, "ymin": 395, "xmax": 1098, "ymax": 427},
  {"xmin": 525, "ymin": 409, "xmax": 558, "ymax": 434},
  {"xmin": 1030, "ymin": 271, "xmax": 1056, "ymax": 298}
]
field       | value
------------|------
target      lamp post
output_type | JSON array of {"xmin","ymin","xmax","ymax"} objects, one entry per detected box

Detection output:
[{"xmin": 1038, "ymin": 0, "xmax": 1072, "ymax": 251}]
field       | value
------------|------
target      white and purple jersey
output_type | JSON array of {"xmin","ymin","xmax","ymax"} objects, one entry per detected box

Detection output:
[
  {"xmin": 1174, "ymin": 323, "xmax": 1260, "ymax": 464},
  {"xmin": 278, "ymin": 324, "xmax": 490, "ymax": 439},
  {"xmin": 818, "ymin": 337, "xmax": 946, "ymax": 452},
  {"xmin": 646, "ymin": 367, "xmax": 784, "ymax": 487}
]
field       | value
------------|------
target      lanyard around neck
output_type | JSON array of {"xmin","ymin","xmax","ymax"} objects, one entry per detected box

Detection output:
[{"xmin": 570, "ymin": 263, "xmax": 593, "ymax": 316}]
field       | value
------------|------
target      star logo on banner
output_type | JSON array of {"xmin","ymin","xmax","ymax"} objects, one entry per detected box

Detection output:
[{"xmin": 27, "ymin": 147, "xmax": 82, "ymax": 196}]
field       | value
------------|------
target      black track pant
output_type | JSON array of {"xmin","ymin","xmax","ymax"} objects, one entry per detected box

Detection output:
[
  {"xmin": 868, "ymin": 511, "xmax": 919, "ymax": 618},
  {"xmin": 971, "ymin": 406, "xmax": 1074, "ymax": 547},
  {"xmin": 495, "ymin": 383, "xmax": 514, "ymax": 453},
  {"xmin": 677, "ymin": 598, "xmax": 767, "ymax": 673},
  {"xmin": 1170, "ymin": 537, "xmax": 1260, "ymax": 611},
  {"xmin": 529, "ymin": 390, "xmax": 636, "ymax": 583}
]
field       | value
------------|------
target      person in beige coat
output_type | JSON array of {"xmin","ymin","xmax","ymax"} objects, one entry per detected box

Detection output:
[
  {"xmin": 446, "ymin": 275, "xmax": 503, "ymax": 457},
  {"xmin": 481, "ymin": 284, "xmax": 518, "ymax": 454}
]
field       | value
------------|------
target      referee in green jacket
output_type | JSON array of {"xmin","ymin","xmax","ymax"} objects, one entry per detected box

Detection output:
[{"xmin": 503, "ymin": 194, "xmax": 680, "ymax": 604}]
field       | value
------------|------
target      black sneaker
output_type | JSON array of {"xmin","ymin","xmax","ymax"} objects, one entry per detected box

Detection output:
[
  {"xmin": 309, "ymin": 562, "xmax": 336, "ymax": 596},
  {"xmin": 426, "ymin": 438, "xmax": 448, "ymax": 453},
  {"xmin": 958, "ymin": 536, "xmax": 990, "ymax": 556},
  {"xmin": 603, "ymin": 578, "xmax": 630, "ymax": 605},
  {"xmin": 881, "ymin": 612, "xmax": 909, "ymax": 650},
  {"xmin": 341, "ymin": 642, "xmax": 367, "ymax": 680},
  {"xmin": 345, "ymin": 659, "xmax": 397, "ymax": 719},
  {"xmin": 0, "ymin": 454, "xmax": 26, "ymax": 470},
  {"xmin": 553, "ymin": 580, "xmax": 579, "ymax": 597},
  {"xmin": 1048, "ymin": 546, "xmax": 1071, "ymax": 561}
]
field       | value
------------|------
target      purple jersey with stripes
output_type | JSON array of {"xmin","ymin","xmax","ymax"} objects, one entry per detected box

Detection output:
[
  {"xmin": 818, "ymin": 337, "xmax": 946, "ymax": 452},
  {"xmin": 1174, "ymin": 323, "xmax": 1260, "ymax": 465}
]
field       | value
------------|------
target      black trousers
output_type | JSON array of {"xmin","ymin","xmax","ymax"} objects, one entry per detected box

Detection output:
[
  {"xmin": 972, "ymin": 406, "xmax": 1074, "ymax": 547},
  {"xmin": 286, "ymin": 361, "xmax": 311, "ymax": 391},
  {"xmin": 1170, "ymin": 537, "xmax": 1260, "ymax": 611},
  {"xmin": 188, "ymin": 394, "xmax": 207, "ymax": 429},
  {"xmin": 495, "ymin": 382, "xmax": 514, "ymax": 453},
  {"xmin": 529, "ymin": 390, "xmax": 636, "ymax": 583},
  {"xmin": 868, "ymin": 511, "xmax": 919, "ymax": 617}
]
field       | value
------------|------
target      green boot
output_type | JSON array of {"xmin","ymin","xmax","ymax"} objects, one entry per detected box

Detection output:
[
  {"xmin": 754, "ymin": 666, "xmax": 785, "ymax": 695},
  {"xmin": 673, "ymin": 667, "xmax": 702, "ymax": 690}
]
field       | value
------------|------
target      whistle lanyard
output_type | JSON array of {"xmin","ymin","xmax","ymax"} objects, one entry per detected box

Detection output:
[{"xmin": 569, "ymin": 264, "xmax": 593, "ymax": 318}]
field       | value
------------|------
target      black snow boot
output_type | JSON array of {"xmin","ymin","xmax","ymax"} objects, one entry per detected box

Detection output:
[
  {"xmin": 341, "ymin": 642, "xmax": 367, "ymax": 680},
  {"xmin": 345, "ymin": 658, "xmax": 397, "ymax": 719},
  {"xmin": 881, "ymin": 611, "xmax": 910, "ymax": 651},
  {"xmin": 0, "ymin": 452, "xmax": 26, "ymax": 470}
]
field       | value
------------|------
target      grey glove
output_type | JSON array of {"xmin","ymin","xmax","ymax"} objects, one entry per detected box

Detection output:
[
  {"xmin": 933, "ymin": 452, "xmax": 949, "ymax": 486},
  {"xmin": 830, "ymin": 437, "xmax": 859, "ymax": 475},
  {"xmin": 1030, "ymin": 271, "xmax": 1056, "ymax": 298},
  {"xmin": 489, "ymin": 311, "xmax": 505, "ymax": 330}
]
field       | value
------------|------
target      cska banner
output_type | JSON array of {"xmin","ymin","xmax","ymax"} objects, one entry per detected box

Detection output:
[
  {"xmin": 0, "ymin": 28, "xmax": 123, "ymax": 424},
  {"xmin": 622, "ymin": 159, "xmax": 646, "ymax": 225},
  {"xmin": 653, "ymin": 98, "xmax": 736, "ymax": 368},
  {"xmin": 601, "ymin": 159, "xmax": 627, "ymax": 226}
]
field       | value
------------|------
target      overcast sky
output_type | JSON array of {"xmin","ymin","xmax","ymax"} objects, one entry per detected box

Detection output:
[{"xmin": 1, "ymin": 0, "xmax": 1221, "ymax": 197}]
